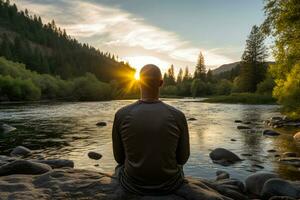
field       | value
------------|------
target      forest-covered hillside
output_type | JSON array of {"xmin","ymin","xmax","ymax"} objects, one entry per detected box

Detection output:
[{"xmin": 0, "ymin": 0, "xmax": 134, "ymax": 82}]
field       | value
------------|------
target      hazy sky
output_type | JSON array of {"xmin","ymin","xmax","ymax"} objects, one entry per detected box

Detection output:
[{"xmin": 12, "ymin": 0, "xmax": 267, "ymax": 73}]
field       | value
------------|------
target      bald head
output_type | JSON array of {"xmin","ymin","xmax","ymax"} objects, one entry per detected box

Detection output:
[{"xmin": 139, "ymin": 64, "xmax": 163, "ymax": 99}]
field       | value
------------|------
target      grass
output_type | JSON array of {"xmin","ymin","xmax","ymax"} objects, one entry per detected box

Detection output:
[{"xmin": 202, "ymin": 93, "xmax": 277, "ymax": 105}]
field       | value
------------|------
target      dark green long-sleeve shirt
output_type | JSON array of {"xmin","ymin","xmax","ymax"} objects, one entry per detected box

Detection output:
[{"xmin": 112, "ymin": 100, "xmax": 190, "ymax": 195}]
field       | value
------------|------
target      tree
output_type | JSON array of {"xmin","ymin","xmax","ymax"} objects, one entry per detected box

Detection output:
[
  {"xmin": 194, "ymin": 52, "xmax": 206, "ymax": 81},
  {"xmin": 163, "ymin": 65, "xmax": 176, "ymax": 86},
  {"xmin": 238, "ymin": 25, "xmax": 268, "ymax": 92},
  {"xmin": 206, "ymin": 69, "xmax": 213, "ymax": 82},
  {"xmin": 176, "ymin": 68, "xmax": 183, "ymax": 85},
  {"xmin": 263, "ymin": 0, "xmax": 300, "ymax": 118}
]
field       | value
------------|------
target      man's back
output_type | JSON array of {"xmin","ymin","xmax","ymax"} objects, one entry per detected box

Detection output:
[{"xmin": 112, "ymin": 100, "xmax": 189, "ymax": 195}]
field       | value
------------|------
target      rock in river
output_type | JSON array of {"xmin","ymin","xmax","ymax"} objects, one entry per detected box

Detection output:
[
  {"xmin": 209, "ymin": 148, "xmax": 241, "ymax": 166},
  {"xmin": 245, "ymin": 172, "xmax": 279, "ymax": 196},
  {"xmin": 293, "ymin": 132, "xmax": 300, "ymax": 141},
  {"xmin": 88, "ymin": 151, "xmax": 102, "ymax": 160},
  {"xmin": 96, "ymin": 122, "xmax": 107, "ymax": 126},
  {"xmin": 263, "ymin": 129, "xmax": 280, "ymax": 136},
  {"xmin": 34, "ymin": 159, "xmax": 74, "ymax": 169},
  {"xmin": 0, "ymin": 160, "xmax": 51, "ymax": 176},
  {"xmin": 279, "ymin": 157, "xmax": 300, "ymax": 167},
  {"xmin": 0, "ymin": 123, "xmax": 16, "ymax": 134},
  {"xmin": 188, "ymin": 117, "xmax": 197, "ymax": 121},
  {"xmin": 234, "ymin": 120, "xmax": 242, "ymax": 123},
  {"xmin": 283, "ymin": 152, "xmax": 298, "ymax": 158},
  {"xmin": 237, "ymin": 125, "xmax": 251, "ymax": 130},
  {"xmin": 261, "ymin": 178, "xmax": 300, "ymax": 199},
  {"xmin": 10, "ymin": 146, "xmax": 32, "ymax": 157}
]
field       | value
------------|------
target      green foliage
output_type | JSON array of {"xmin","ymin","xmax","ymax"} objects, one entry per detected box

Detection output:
[
  {"xmin": 203, "ymin": 93, "xmax": 276, "ymax": 105},
  {"xmin": 160, "ymin": 85, "xmax": 177, "ymax": 96},
  {"xmin": 215, "ymin": 79, "xmax": 233, "ymax": 95},
  {"xmin": 191, "ymin": 79, "xmax": 207, "ymax": 97},
  {"xmin": 263, "ymin": 0, "xmax": 300, "ymax": 118},
  {"xmin": 256, "ymin": 76, "xmax": 275, "ymax": 95},
  {"xmin": 0, "ymin": 57, "xmax": 112, "ymax": 101},
  {"xmin": 194, "ymin": 52, "xmax": 206, "ymax": 81}
]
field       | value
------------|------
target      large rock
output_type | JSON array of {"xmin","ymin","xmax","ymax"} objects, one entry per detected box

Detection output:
[
  {"xmin": 263, "ymin": 130, "xmax": 280, "ymax": 136},
  {"xmin": 0, "ymin": 168, "xmax": 242, "ymax": 200},
  {"xmin": 245, "ymin": 172, "xmax": 279, "ymax": 196},
  {"xmin": 33, "ymin": 159, "xmax": 74, "ymax": 169},
  {"xmin": 88, "ymin": 151, "xmax": 102, "ymax": 160},
  {"xmin": 0, "ymin": 160, "xmax": 51, "ymax": 176},
  {"xmin": 261, "ymin": 178, "xmax": 300, "ymax": 199},
  {"xmin": 279, "ymin": 157, "xmax": 300, "ymax": 167},
  {"xmin": 209, "ymin": 148, "xmax": 241, "ymax": 166},
  {"xmin": 0, "ymin": 123, "xmax": 16, "ymax": 134},
  {"xmin": 10, "ymin": 146, "xmax": 32, "ymax": 157}
]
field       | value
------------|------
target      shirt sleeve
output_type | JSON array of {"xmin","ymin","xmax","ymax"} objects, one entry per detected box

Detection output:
[
  {"xmin": 112, "ymin": 112, "xmax": 125, "ymax": 164},
  {"xmin": 176, "ymin": 112, "xmax": 190, "ymax": 165}
]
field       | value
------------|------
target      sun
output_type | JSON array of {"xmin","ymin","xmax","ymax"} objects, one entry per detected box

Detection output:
[{"xmin": 134, "ymin": 71, "xmax": 140, "ymax": 80}]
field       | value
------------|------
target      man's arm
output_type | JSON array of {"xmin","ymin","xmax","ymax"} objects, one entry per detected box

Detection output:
[
  {"xmin": 176, "ymin": 113, "xmax": 190, "ymax": 165},
  {"xmin": 112, "ymin": 113, "xmax": 125, "ymax": 164}
]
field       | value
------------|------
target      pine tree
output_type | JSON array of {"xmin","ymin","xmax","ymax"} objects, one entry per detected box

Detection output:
[
  {"xmin": 238, "ymin": 25, "xmax": 267, "ymax": 92},
  {"xmin": 206, "ymin": 69, "xmax": 213, "ymax": 82},
  {"xmin": 176, "ymin": 68, "xmax": 183, "ymax": 85},
  {"xmin": 194, "ymin": 52, "xmax": 206, "ymax": 81}
]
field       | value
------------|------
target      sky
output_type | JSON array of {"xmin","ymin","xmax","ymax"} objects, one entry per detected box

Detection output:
[{"xmin": 12, "ymin": 0, "xmax": 268, "ymax": 74}]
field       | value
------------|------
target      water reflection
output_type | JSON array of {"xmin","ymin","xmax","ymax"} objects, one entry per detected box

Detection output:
[{"xmin": 0, "ymin": 100, "xmax": 299, "ymax": 180}]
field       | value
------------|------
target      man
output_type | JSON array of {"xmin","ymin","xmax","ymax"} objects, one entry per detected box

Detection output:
[{"xmin": 112, "ymin": 64, "xmax": 190, "ymax": 196}]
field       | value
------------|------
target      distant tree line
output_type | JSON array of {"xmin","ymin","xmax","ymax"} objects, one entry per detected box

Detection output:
[
  {"xmin": 0, "ymin": 0, "xmax": 134, "ymax": 81},
  {"xmin": 161, "ymin": 26, "xmax": 273, "ymax": 98}
]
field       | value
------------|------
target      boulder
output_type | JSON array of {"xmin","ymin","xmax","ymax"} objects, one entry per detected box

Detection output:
[
  {"xmin": 279, "ymin": 157, "xmax": 300, "ymax": 167},
  {"xmin": 245, "ymin": 172, "xmax": 278, "ymax": 196},
  {"xmin": 234, "ymin": 120, "xmax": 242, "ymax": 123},
  {"xmin": 10, "ymin": 146, "xmax": 32, "ymax": 157},
  {"xmin": 96, "ymin": 122, "xmax": 107, "ymax": 126},
  {"xmin": 88, "ymin": 151, "xmax": 102, "ymax": 160},
  {"xmin": 0, "ymin": 160, "xmax": 51, "ymax": 176},
  {"xmin": 237, "ymin": 126, "xmax": 251, "ymax": 130},
  {"xmin": 263, "ymin": 130, "xmax": 280, "ymax": 136},
  {"xmin": 293, "ymin": 132, "xmax": 300, "ymax": 141},
  {"xmin": 209, "ymin": 148, "xmax": 241, "ymax": 166},
  {"xmin": 0, "ymin": 123, "xmax": 16, "ymax": 134},
  {"xmin": 261, "ymin": 178, "xmax": 300, "ymax": 199},
  {"xmin": 283, "ymin": 152, "xmax": 298, "ymax": 158},
  {"xmin": 34, "ymin": 159, "xmax": 74, "ymax": 169}
]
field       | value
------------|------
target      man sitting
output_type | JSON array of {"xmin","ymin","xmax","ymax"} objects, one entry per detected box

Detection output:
[{"xmin": 112, "ymin": 64, "xmax": 190, "ymax": 195}]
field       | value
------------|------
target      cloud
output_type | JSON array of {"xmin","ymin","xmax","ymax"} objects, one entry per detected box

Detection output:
[{"xmin": 12, "ymin": 0, "xmax": 234, "ymax": 70}]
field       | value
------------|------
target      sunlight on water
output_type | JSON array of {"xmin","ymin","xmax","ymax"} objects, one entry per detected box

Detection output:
[{"xmin": 0, "ymin": 99, "xmax": 299, "ymax": 180}]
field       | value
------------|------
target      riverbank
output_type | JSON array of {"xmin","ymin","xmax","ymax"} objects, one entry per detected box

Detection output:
[
  {"xmin": 202, "ymin": 93, "xmax": 276, "ymax": 105},
  {"xmin": 1, "ymin": 143, "xmax": 300, "ymax": 200}
]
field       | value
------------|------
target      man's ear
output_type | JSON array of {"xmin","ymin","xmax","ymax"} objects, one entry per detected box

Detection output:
[{"xmin": 159, "ymin": 80, "xmax": 163, "ymax": 87}]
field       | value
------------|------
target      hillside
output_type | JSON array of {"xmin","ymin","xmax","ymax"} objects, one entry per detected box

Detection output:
[
  {"xmin": 212, "ymin": 62, "xmax": 240, "ymax": 75},
  {"xmin": 0, "ymin": 0, "xmax": 134, "ymax": 82}
]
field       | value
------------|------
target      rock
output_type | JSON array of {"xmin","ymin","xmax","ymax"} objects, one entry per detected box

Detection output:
[
  {"xmin": 241, "ymin": 153, "xmax": 252, "ymax": 157},
  {"xmin": 34, "ymin": 159, "xmax": 74, "ymax": 169},
  {"xmin": 283, "ymin": 152, "xmax": 298, "ymax": 157},
  {"xmin": 234, "ymin": 120, "xmax": 242, "ymax": 123},
  {"xmin": 209, "ymin": 148, "xmax": 241, "ymax": 166},
  {"xmin": 88, "ymin": 151, "xmax": 102, "ymax": 160},
  {"xmin": 245, "ymin": 172, "xmax": 279, "ymax": 196},
  {"xmin": 243, "ymin": 121, "xmax": 251, "ymax": 125},
  {"xmin": 271, "ymin": 117, "xmax": 283, "ymax": 121},
  {"xmin": 274, "ymin": 154, "xmax": 281, "ymax": 158},
  {"xmin": 96, "ymin": 122, "xmax": 107, "ymax": 126},
  {"xmin": 293, "ymin": 132, "xmax": 300, "ymax": 141},
  {"xmin": 216, "ymin": 170, "xmax": 230, "ymax": 180},
  {"xmin": 10, "ymin": 146, "xmax": 32, "ymax": 157},
  {"xmin": 279, "ymin": 157, "xmax": 300, "ymax": 167},
  {"xmin": 252, "ymin": 164, "xmax": 264, "ymax": 169},
  {"xmin": 0, "ymin": 123, "xmax": 16, "ymax": 134},
  {"xmin": 230, "ymin": 139, "xmax": 237, "ymax": 142},
  {"xmin": 237, "ymin": 126, "xmax": 251, "ymax": 130},
  {"xmin": 263, "ymin": 130, "xmax": 280, "ymax": 136},
  {"xmin": 268, "ymin": 149, "xmax": 277, "ymax": 153},
  {"xmin": 188, "ymin": 118, "xmax": 197, "ymax": 121},
  {"xmin": 0, "ymin": 167, "xmax": 243, "ymax": 200},
  {"xmin": 0, "ymin": 160, "xmax": 51, "ymax": 176},
  {"xmin": 261, "ymin": 178, "xmax": 300, "ymax": 199}
]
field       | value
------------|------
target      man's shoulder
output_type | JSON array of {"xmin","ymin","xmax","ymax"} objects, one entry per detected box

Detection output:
[
  {"xmin": 161, "ymin": 101, "xmax": 185, "ymax": 119},
  {"xmin": 115, "ymin": 101, "xmax": 140, "ymax": 117}
]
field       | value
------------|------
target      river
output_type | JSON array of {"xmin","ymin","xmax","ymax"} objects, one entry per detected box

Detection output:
[{"xmin": 0, "ymin": 99, "xmax": 299, "ymax": 180}]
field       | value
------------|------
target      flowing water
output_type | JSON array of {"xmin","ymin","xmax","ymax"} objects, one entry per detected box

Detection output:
[{"xmin": 0, "ymin": 99, "xmax": 299, "ymax": 180}]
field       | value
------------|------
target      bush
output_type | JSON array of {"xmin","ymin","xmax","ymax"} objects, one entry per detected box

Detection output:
[
  {"xmin": 256, "ymin": 77, "xmax": 275, "ymax": 95},
  {"xmin": 161, "ymin": 85, "xmax": 177, "ymax": 96},
  {"xmin": 215, "ymin": 79, "xmax": 233, "ymax": 95}
]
